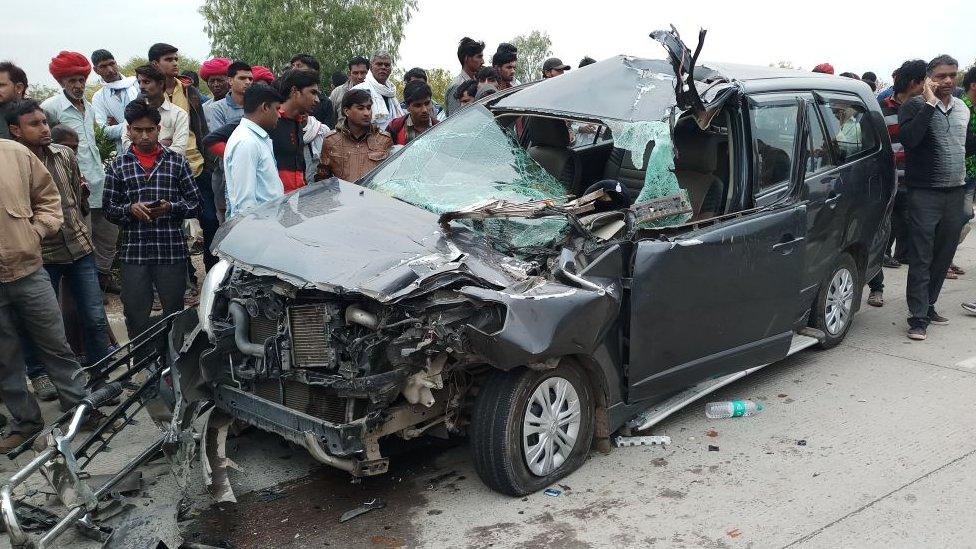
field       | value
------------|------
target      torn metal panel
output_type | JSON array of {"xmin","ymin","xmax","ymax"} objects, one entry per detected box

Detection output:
[
  {"xmin": 212, "ymin": 179, "xmax": 522, "ymax": 303},
  {"xmin": 460, "ymin": 279, "xmax": 620, "ymax": 370}
]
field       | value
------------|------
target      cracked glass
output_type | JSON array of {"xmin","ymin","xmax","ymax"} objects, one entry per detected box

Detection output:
[{"xmin": 366, "ymin": 104, "xmax": 569, "ymax": 255}]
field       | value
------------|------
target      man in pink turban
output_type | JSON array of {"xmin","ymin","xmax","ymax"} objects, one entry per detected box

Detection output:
[
  {"xmin": 251, "ymin": 66, "xmax": 275, "ymax": 84},
  {"xmin": 199, "ymin": 57, "xmax": 232, "ymax": 102}
]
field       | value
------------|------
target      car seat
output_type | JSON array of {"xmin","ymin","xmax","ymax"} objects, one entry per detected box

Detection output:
[
  {"xmin": 525, "ymin": 118, "xmax": 582, "ymax": 192},
  {"xmin": 673, "ymin": 118, "xmax": 724, "ymax": 217},
  {"xmin": 602, "ymin": 143, "xmax": 653, "ymax": 198}
]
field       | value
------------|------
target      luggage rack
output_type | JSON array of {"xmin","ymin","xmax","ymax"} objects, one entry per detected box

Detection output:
[{"xmin": 0, "ymin": 313, "xmax": 194, "ymax": 548}]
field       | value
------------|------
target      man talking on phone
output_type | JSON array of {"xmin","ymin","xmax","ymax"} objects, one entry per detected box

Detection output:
[
  {"xmin": 102, "ymin": 100, "xmax": 201, "ymax": 339},
  {"xmin": 899, "ymin": 55, "xmax": 971, "ymax": 341}
]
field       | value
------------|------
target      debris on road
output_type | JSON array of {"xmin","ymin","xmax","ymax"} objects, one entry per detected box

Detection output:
[
  {"xmin": 543, "ymin": 488, "xmax": 562, "ymax": 497},
  {"xmin": 705, "ymin": 400, "xmax": 764, "ymax": 419},
  {"xmin": 339, "ymin": 498, "xmax": 387, "ymax": 523},
  {"xmin": 708, "ymin": 445, "xmax": 720, "ymax": 452},
  {"xmin": 706, "ymin": 429, "xmax": 718, "ymax": 438},
  {"xmin": 797, "ymin": 440, "xmax": 807, "ymax": 446},
  {"xmin": 613, "ymin": 435, "xmax": 672, "ymax": 447},
  {"xmin": 727, "ymin": 528, "xmax": 743, "ymax": 538}
]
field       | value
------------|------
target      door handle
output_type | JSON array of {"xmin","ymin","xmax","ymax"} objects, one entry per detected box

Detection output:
[
  {"xmin": 825, "ymin": 192, "xmax": 841, "ymax": 209},
  {"xmin": 772, "ymin": 236, "xmax": 805, "ymax": 253}
]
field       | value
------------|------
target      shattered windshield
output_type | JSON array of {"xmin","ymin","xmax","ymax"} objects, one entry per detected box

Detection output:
[{"xmin": 365, "ymin": 105, "xmax": 569, "ymax": 255}]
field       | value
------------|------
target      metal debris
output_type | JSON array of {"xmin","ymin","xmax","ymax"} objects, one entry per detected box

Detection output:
[
  {"xmin": 339, "ymin": 498, "xmax": 386, "ymax": 523},
  {"xmin": 543, "ymin": 488, "xmax": 562, "ymax": 497},
  {"xmin": 613, "ymin": 435, "xmax": 672, "ymax": 448}
]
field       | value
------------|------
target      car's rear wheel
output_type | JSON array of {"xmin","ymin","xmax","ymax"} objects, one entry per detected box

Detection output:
[
  {"xmin": 811, "ymin": 252, "xmax": 858, "ymax": 349},
  {"xmin": 470, "ymin": 360, "xmax": 594, "ymax": 496}
]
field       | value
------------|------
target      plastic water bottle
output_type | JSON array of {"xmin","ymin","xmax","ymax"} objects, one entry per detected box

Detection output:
[{"xmin": 705, "ymin": 400, "xmax": 764, "ymax": 419}]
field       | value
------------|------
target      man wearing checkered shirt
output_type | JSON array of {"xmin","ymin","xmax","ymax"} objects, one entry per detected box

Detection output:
[{"xmin": 103, "ymin": 100, "xmax": 201, "ymax": 339}]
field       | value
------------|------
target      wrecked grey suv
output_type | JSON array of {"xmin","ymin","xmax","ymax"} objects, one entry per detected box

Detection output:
[{"xmin": 175, "ymin": 30, "xmax": 894, "ymax": 496}]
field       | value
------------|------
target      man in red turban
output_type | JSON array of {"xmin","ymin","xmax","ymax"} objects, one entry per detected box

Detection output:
[
  {"xmin": 48, "ymin": 51, "xmax": 91, "ymax": 105},
  {"xmin": 199, "ymin": 57, "xmax": 232, "ymax": 102},
  {"xmin": 251, "ymin": 66, "xmax": 275, "ymax": 84}
]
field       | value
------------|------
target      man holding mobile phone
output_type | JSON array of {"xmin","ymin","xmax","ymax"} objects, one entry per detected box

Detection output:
[
  {"xmin": 899, "ymin": 55, "xmax": 971, "ymax": 341},
  {"xmin": 102, "ymin": 100, "xmax": 201, "ymax": 339}
]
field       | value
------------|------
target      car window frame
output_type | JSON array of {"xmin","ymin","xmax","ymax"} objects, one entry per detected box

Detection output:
[
  {"xmin": 745, "ymin": 92, "xmax": 804, "ymax": 207},
  {"xmin": 803, "ymin": 95, "xmax": 838, "ymax": 179},
  {"xmin": 813, "ymin": 91, "xmax": 883, "ymax": 166}
]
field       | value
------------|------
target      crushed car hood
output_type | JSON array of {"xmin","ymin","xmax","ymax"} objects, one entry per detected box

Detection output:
[{"xmin": 212, "ymin": 179, "xmax": 521, "ymax": 302}]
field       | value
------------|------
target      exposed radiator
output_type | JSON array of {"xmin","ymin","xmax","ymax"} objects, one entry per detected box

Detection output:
[
  {"xmin": 288, "ymin": 304, "xmax": 338, "ymax": 369},
  {"xmin": 249, "ymin": 314, "xmax": 278, "ymax": 345},
  {"xmin": 251, "ymin": 379, "xmax": 347, "ymax": 424}
]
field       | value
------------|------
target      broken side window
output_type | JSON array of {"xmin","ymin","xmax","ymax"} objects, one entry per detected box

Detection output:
[
  {"xmin": 607, "ymin": 119, "xmax": 692, "ymax": 227},
  {"xmin": 365, "ymin": 104, "xmax": 570, "ymax": 255}
]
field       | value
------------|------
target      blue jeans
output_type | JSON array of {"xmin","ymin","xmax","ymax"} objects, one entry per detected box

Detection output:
[{"xmin": 24, "ymin": 254, "xmax": 111, "ymax": 378}]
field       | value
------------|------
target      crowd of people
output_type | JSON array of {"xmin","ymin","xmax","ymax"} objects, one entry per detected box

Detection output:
[
  {"xmin": 813, "ymin": 59, "xmax": 976, "ymax": 340},
  {"xmin": 0, "ymin": 36, "xmax": 972, "ymax": 451}
]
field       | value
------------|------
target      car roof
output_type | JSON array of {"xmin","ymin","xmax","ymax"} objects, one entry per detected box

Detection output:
[{"xmin": 489, "ymin": 55, "xmax": 877, "ymax": 122}]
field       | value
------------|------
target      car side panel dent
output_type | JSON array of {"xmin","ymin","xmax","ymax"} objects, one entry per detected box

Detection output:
[{"xmin": 461, "ymin": 280, "xmax": 620, "ymax": 370}]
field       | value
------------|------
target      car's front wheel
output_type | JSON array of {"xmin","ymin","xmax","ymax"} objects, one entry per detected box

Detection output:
[
  {"xmin": 810, "ymin": 252, "xmax": 859, "ymax": 349},
  {"xmin": 470, "ymin": 360, "xmax": 594, "ymax": 496}
]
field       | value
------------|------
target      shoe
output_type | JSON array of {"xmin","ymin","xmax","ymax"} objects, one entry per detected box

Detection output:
[
  {"xmin": 907, "ymin": 326, "xmax": 927, "ymax": 341},
  {"xmin": 962, "ymin": 301, "xmax": 976, "ymax": 315},
  {"xmin": 882, "ymin": 256, "xmax": 901, "ymax": 269},
  {"xmin": 929, "ymin": 311, "xmax": 950, "ymax": 325},
  {"xmin": 946, "ymin": 269, "xmax": 959, "ymax": 280},
  {"xmin": 950, "ymin": 264, "xmax": 966, "ymax": 275},
  {"xmin": 867, "ymin": 291, "xmax": 884, "ymax": 307},
  {"xmin": 152, "ymin": 297, "xmax": 162, "ymax": 311},
  {"xmin": 0, "ymin": 430, "xmax": 42, "ymax": 454},
  {"xmin": 31, "ymin": 375, "xmax": 58, "ymax": 402}
]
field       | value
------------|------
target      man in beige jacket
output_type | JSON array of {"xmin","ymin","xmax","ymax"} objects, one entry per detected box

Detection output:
[{"xmin": 0, "ymin": 138, "xmax": 90, "ymax": 452}]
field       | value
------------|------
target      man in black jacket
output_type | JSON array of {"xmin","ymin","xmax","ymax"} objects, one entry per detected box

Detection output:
[{"xmin": 900, "ymin": 55, "xmax": 971, "ymax": 340}]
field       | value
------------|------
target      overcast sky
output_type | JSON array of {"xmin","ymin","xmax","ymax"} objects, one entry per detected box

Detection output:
[{"xmin": 8, "ymin": 0, "xmax": 975, "ymax": 89}]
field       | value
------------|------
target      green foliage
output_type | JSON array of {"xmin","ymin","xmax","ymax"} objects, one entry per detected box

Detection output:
[
  {"xmin": 27, "ymin": 84, "xmax": 60, "ymax": 103},
  {"xmin": 93, "ymin": 123, "xmax": 117, "ymax": 164},
  {"xmin": 510, "ymin": 30, "xmax": 552, "ymax": 84},
  {"xmin": 391, "ymin": 67, "xmax": 454, "ymax": 106},
  {"xmin": 199, "ymin": 0, "xmax": 417, "ymax": 77}
]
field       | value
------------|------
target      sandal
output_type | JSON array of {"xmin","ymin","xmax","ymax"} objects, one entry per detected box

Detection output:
[
  {"xmin": 949, "ymin": 264, "xmax": 966, "ymax": 275},
  {"xmin": 946, "ymin": 269, "xmax": 959, "ymax": 280}
]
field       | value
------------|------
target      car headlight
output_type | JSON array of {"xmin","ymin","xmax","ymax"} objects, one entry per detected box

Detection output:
[{"xmin": 199, "ymin": 259, "xmax": 231, "ymax": 337}]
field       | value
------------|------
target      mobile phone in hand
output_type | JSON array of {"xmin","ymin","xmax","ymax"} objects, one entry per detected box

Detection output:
[{"xmin": 147, "ymin": 199, "xmax": 163, "ymax": 208}]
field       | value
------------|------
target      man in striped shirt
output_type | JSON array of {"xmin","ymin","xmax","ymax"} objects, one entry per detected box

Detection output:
[{"xmin": 866, "ymin": 59, "xmax": 926, "ymax": 308}]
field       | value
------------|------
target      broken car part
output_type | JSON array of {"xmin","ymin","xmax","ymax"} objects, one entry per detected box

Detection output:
[
  {"xmin": 1, "ymin": 314, "xmax": 197, "ymax": 549},
  {"xmin": 612, "ymin": 435, "xmax": 671, "ymax": 447},
  {"xmin": 338, "ymin": 498, "xmax": 386, "ymax": 523}
]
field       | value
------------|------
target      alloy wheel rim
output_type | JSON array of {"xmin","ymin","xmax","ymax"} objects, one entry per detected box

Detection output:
[
  {"xmin": 522, "ymin": 376, "xmax": 581, "ymax": 477},
  {"xmin": 824, "ymin": 267, "xmax": 854, "ymax": 335}
]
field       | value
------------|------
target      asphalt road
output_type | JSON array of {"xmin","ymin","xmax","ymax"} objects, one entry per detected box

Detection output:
[{"xmin": 3, "ymin": 244, "xmax": 976, "ymax": 549}]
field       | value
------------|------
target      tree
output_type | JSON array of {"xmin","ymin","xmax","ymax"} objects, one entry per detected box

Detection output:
[
  {"xmin": 393, "ymin": 67, "xmax": 454, "ymax": 106},
  {"xmin": 510, "ymin": 31, "xmax": 552, "ymax": 84},
  {"xmin": 200, "ymin": 0, "xmax": 417, "ymax": 77},
  {"xmin": 27, "ymin": 84, "xmax": 59, "ymax": 103}
]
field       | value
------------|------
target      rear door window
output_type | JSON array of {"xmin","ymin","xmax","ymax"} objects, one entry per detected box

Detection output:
[
  {"xmin": 748, "ymin": 98, "xmax": 798, "ymax": 196},
  {"xmin": 816, "ymin": 95, "xmax": 879, "ymax": 163},
  {"xmin": 806, "ymin": 103, "xmax": 835, "ymax": 176}
]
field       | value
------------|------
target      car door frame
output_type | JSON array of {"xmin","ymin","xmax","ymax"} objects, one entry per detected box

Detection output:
[{"xmin": 623, "ymin": 98, "xmax": 811, "ymax": 404}]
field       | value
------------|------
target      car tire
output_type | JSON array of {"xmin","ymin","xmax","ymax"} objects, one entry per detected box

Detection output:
[
  {"xmin": 810, "ymin": 252, "xmax": 859, "ymax": 349},
  {"xmin": 469, "ymin": 360, "xmax": 594, "ymax": 496}
]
